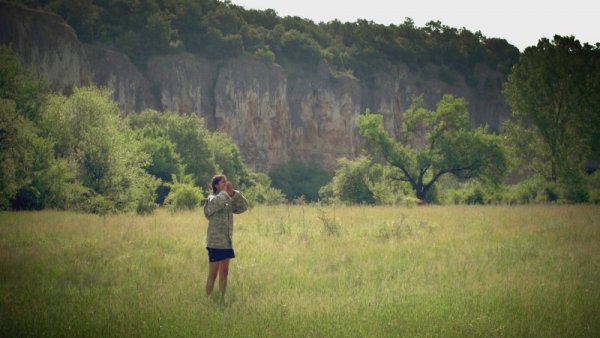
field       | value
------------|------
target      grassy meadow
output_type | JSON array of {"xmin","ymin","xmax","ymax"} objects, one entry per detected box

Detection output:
[{"xmin": 1, "ymin": 205, "xmax": 599, "ymax": 337}]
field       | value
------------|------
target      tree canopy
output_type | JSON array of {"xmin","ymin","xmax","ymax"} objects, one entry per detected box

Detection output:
[
  {"xmin": 0, "ymin": 46, "xmax": 283, "ymax": 212},
  {"xmin": 503, "ymin": 36, "xmax": 600, "ymax": 201},
  {"xmin": 12, "ymin": 0, "xmax": 519, "ymax": 82},
  {"xmin": 356, "ymin": 95, "xmax": 508, "ymax": 203}
]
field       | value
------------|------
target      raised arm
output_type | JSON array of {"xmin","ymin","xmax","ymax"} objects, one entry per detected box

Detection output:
[
  {"xmin": 203, "ymin": 191, "xmax": 231, "ymax": 217},
  {"xmin": 231, "ymin": 190, "xmax": 248, "ymax": 214}
]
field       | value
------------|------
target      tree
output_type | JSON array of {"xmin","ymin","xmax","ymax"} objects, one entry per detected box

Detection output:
[
  {"xmin": 0, "ymin": 47, "xmax": 84, "ymax": 210},
  {"xmin": 138, "ymin": 136, "xmax": 184, "ymax": 205},
  {"xmin": 139, "ymin": 136, "xmax": 184, "ymax": 183},
  {"xmin": 143, "ymin": 11, "xmax": 174, "ymax": 54},
  {"xmin": 356, "ymin": 95, "xmax": 508, "ymax": 203},
  {"xmin": 206, "ymin": 131, "xmax": 253, "ymax": 188},
  {"xmin": 127, "ymin": 109, "xmax": 217, "ymax": 188},
  {"xmin": 0, "ymin": 100, "xmax": 43, "ymax": 208},
  {"xmin": 164, "ymin": 174, "xmax": 203, "ymax": 211},
  {"xmin": 241, "ymin": 24, "xmax": 267, "ymax": 52},
  {"xmin": 0, "ymin": 46, "xmax": 47, "ymax": 121},
  {"xmin": 239, "ymin": 8, "xmax": 279, "ymax": 30},
  {"xmin": 242, "ymin": 172, "xmax": 286, "ymax": 207},
  {"xmin": 328, "ymin": 156, "xmax": 375, "ymax": 204},
  {"xmin": 41, "ymin": 86, "xmax": 158, "ymax": 213},
  {"xmin": 281, "ymin": 29, "xmax": 322, "ymax": 65},
  {"xmin": 503, "ymin": 36, "xmax": 600, "ymax": 201}
]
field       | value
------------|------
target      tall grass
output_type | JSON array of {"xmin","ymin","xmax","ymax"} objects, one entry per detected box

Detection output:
[{"xmin": 1, "ymin": 205, "xmax": 599, "ymax": 337}]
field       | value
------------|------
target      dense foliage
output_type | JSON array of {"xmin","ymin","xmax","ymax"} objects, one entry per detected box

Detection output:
[
  {"xmin": 318, "ymin": 156, "xmax": 415, "ymax": 205},
  {"xmin": 503, "ymin": 36, "xmax": 600, "ymax": 202},
  {"xmin": 2, "ymin": 0, "xmax": 599, "ymax": 206},
  {"xmin": 356, "ymin": 95, "xmax": 508, "ymax": 203},
  {"xmin": 11, "ymin": 0, "xmax": 519, "ymax": 83},
  {"xmin": 0, "ymin": 47, "xmax": 282, "ymax": 213}
]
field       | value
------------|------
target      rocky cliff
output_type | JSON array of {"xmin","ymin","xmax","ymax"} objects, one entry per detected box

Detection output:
[
  {"xmin": 0, "ymin": 2, "xmax": 155, "ymax": 112},
  {"xmin": 0, "ymin": 2, "xmax": 511, "ymax": 172}
]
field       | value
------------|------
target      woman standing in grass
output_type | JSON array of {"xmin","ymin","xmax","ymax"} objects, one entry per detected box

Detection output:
[{"xmin": 203, "ymin": 174, "xmax": 248, "ymax": 298}]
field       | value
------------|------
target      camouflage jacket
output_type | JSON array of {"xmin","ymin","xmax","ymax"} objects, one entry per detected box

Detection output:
[{"xmin": 203, "ymin": 190, "xmax": 248, "ymax": 249}]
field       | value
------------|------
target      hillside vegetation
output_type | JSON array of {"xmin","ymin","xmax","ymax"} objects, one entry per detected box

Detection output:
[{"xmin": 11, "ymin": 0, "xmax": 519, "ymax": 84}]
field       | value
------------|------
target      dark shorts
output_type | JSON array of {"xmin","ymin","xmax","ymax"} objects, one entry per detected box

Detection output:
[{"xmin": 206, "ymin": 247, "xmax": 235, "ymax": 263}]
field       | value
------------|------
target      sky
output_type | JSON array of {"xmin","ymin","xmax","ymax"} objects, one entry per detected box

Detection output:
[{"xmin": 229, "ymin": 0, "xmax": 599, "ymax": 51}]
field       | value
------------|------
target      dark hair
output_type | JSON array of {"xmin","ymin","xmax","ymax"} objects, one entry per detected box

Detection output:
[{"xmin": 211, "ymin": 174, "xmax": 226, "ymax": 194}]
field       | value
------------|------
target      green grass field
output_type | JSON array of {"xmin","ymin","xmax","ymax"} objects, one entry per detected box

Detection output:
[{"xmin": 1, "ymin": 205, "xmax": 599, "ymax": 337}]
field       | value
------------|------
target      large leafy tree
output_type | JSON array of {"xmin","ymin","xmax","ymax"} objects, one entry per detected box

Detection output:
[
  {"xmin": 356, "ymin": 95, "xmax": 508, "ymax": 203},
  {"xmin": 0, "ymin": 46, "xmax": 83, "ymax": 210},
  {"xmin": 329, "ymin": 156, "xmax": 376, "ymax": 204},
  {"xmin": 503, "ymin": 36, "xmax": 600, "ymax": 195},
  {"xmin": 127, "ymin": 109, "xmax": 217, "ymax": 188},
  {"xmin": 0, "ymin": 46, "xmax": 47, "ymax": 120},
  {"xmin": 0, "ymin": 100, "xmax": 46, "ymax": 208},
  {"xmin": 206, "ymin": 131, "xmax": 253, "ymax": 188},
  {"xmin": 42, "ymin": 86, "xmax": 159, "ymax": 213}
]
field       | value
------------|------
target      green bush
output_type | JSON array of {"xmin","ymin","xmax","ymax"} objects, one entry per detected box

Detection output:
[
  {"xmin": 443, "ymin": 180, "xmax": 506, "ymax": 205},
  {"xmin": 131, "ymin": 173, "xmax": 160, "ymax": 215},
  {"xmin": 136, "ymin": 199, "xmax": 158, "ymax": 215},
  {"xmin": 587, "ymin": 171, "xmax": 600, "ymax": 204},
  {"xmin": 0, "ymin": 100, "xmax": 48, "ymax": 209},
  {"xmin": 139, "ymin": 136, "xmax": 184, "ymax": 183},
  {"xmin": 369, "ymin": 177, "xmax": 415, "ymax": 205},
  {"xmin": 164, "ymin": 175, "xmax": 203, "ymax": 211},
  {"xmin": 503, "ymin": 174, "xmax": 591, "ymax": 204},
  {"xmin": 323, "ymin": 157, "xmax": 415, "ymax": 205},
  {"xmin": 318, "ymin": 183, "xmax": 335, "ymax": 204},
  {"xmin": 80, "ymin": 194, "xmax": 116, "ymax": 215},
  {"xmin": 31, "ymin": 159, "xmax": 88, "ymax": 210},
  {"xmin": 504, "ymin": 179, "xmax": 536, "ymax": 204},
  {"xmin": 589, "ymin": 188, "xmax": 600, "ymax": 204},
  {"xmin": 244, "ymin": 184, "xmax": 286, "ymax": 207},
  {"xmin": 330, "ymin": 156, "xmax": 375, "ymax": 204},
  {"xmin": 559, "ymin": 175, "xmax": 589, "ymax": 203},
  {"xmin": 164, "ymin": 185, "xmax": 202, "ymax": 211},
  {"xmin": 503, "ymin": 177, "xmax": 561, "ymax": 205}
]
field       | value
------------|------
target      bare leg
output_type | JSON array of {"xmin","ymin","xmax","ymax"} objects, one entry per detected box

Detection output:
[
  {"xmin": 218, "ymin": 259, "xmax": 230, "ymax": 297},
  {"xmin": 206, "ymin": 261, "xmax": 220, "ymax": 297}
]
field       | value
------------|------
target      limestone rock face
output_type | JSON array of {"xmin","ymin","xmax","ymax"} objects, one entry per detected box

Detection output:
[
  {"xmin": 213, "ymin": 59, "xmax": 290, "ymax": 172},
  {"xmin": 84, "ymin": 44, "xmax": 156, "ymax": 112},
  {"xmin": 0, "ymin": 2, "xmax": 154, "ymax": 112},
  {"xmin": 287, "ymin": 64, "xmax": 363, "ymax": 170},
  {"xmin": 0, "ymin": 2, "xmax": 87, "ymax": 91},
  {"xmin": 146, "ymin": 53, "xmax": 216, "ymax": 119},
  {"xmin": 1, "ymin": 2, "xmax": 512, "ymax": 172}
]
